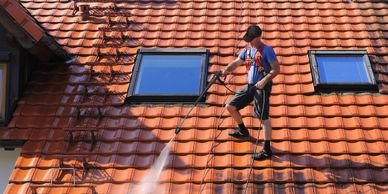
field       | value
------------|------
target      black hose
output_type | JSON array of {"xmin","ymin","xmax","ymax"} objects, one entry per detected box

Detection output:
[{"xmin": 175, "ymin": 70, "xmax": 225, "ymax": 134}]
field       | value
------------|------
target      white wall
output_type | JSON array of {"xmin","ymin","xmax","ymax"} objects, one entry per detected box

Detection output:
[{"xmin": 0, "ymin": 148, "xmax": 21, "ymax": 193}]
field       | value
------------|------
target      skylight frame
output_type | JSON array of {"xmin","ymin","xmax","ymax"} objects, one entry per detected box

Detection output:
[
  {"xmin": 308, "ymin": 50, "xmax": 377, "ymax": 92},
  {"xmin": 126, "ymin": 49, "xmax": 210, "ymax": 103}
]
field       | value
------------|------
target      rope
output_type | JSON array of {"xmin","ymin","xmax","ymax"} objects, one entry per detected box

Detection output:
[
  {"xmin": 243, "ymin": 0, "xmax": 267, "ymax": 192},
  {"xmin": 198, "ymin": 84, "xmax": 231, "ymax": 193},
  {"xmin": 244, "ymin": 89, "xmax": 266, "ymax": 193},
  {"xmin": 198, "ymin": 0, "xmax": 245, "ymax": 191}
]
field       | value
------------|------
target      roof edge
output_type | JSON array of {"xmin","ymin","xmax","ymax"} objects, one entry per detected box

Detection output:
[{"xmin": 0, "ymin": 0, "xmax": 70, "ymax": 61}]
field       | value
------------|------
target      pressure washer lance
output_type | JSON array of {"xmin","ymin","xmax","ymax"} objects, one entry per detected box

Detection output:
[{"xmin": 174, "ymin": 70, "xmax": 225, "ymax": 135}]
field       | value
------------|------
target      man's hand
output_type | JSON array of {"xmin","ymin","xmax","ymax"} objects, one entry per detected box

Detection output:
[
  {"xmin": 255, "ymin": 60, "xmax": 280, "ymax": 89},
  {"xmin": 222, "ymin": 58, "xmax": 244, "ymax": 76},
  {"xmin": 255, "ymin": 79, "xmax": 268, "ymax": 89}
]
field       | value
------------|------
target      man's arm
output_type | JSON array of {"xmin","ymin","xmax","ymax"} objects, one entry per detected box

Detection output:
[
  {"xmin": 222, "ymin": 58, "xmax": 244, "ymax": 75},
  {"xmin": 255, "ymin": 60, "xmax": 280, "ymax": 89}
]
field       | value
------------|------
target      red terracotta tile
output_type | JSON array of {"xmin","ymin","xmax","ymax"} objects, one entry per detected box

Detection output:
[
  {"xmin": 134, "ymin": 155, "xmax": 154, "ymax": 168},
  {"xmin": 171, "ymin": 169, "xmax": 195, "ymax": 183},
  {"xmin": 368, "ymin": 154, "xmax": 388, "ymax": 168},
  {"xmin": 15, "ymin": 155, "xmax": 38, "ymax": 168},
  {"xmin": 117, "ymin": 142, "xmax": 138, "ymax": 154},
  {"xmin": 104, "ymin": 183, "xmax": 130, "ymax": 193},
  {"xmin": 155, "ymin": 129, "xmax": 175, "ymax": 141},
  {"xmin": 0, "ymin": 128, "xmax": 31, "ymax": 140},
  {"xmin": 310, "ymin": 142, "xmax": 329, "ymax": 154},
  {"xmin": 21, "ymin": 141, "xmax": 45, "ymax": 154},
  {"xmin": 287, "ymin": 129, "xmax": 308, "ymax": 141},
  {"xmin": 36, "ymin": 155, "xmax": 60, "ymax": 168},
  {"xmin": 328, "ymin": 154, "xmax": 351, "ymax": 168},
  {"xmin": 286, "ymin": 106, "xmax": 305, "ymax": 117},
  {"xmin": 269, "ymin": 117, "xmax": 287, "ymax": 128},
  {"xmin": 324, "ymin": 117, "xmax": 344, "ymax": 129},
  {"xmin": 308, "ymin": 129, "xmax": 327, "ymax": 141},
  {"xmin": 312, "ymin": 168, "xmax": 333, "ymax": 182},
  {"xmin": 3, "ymin": 183, "xmax": 30, "ymax": 194},
  {"xmin": 328, "ymin": 141, "xmax": 348, "ymax": 154},
  {"xmin": 113, "ymin": 155, "xmax": 136, "ymax": 168},
  {"xmin": 363, "ymin": 129, "xmax": 384, "ymax": 141},
  {"xmin": 120, "ymin": 129, "xmax": 141, "ymax": 141},
  {"xmin": 326, "ymin": 129, "xmax": 346, "ymax": 141},
  {"xmin": 353, "ymin": 169, "xmax": 372, "ymax": 182},
  {"xmin": 111, "ymin": 169, "xmax": 132, "ymax": 182},
  {"xmin": 321, "ymin": 105, "xmax": 342, "ymax": 117},
  {"xmin": 138, "ymin": 129, "xmax": 159, "ymax": 141},
  {"xmin": 366, "ymin": 142, "xmax": 386, "ymax": 153},
  {"xmin": 290, "ymin": 141, "xmax": 309, "ymax": 154},
  {"xmin": 270, "ymin": 128, "xmax": 288, "ymax": 140},
  {"xmin": 371, "ymin": 169, "xmax": 388, "ymax": 183},
  {"xmin": 212, "ymin": 141, "xmax": 232, "ymax": 154},
  {"xmin": 15, "ymin": 116, "xmax": 54, "ymax": 128},
  {"xmin": 9, "ymin": 168, "xmax": 34, "ymax": 182},
  {"xmin": 306, "ymin": 117, "xmax": 325, "ymax": 128},
  {"xmin": 333, "ymin": 183, "xmax": 358, "ymax": 193},
  {"xmin": 347, "ymin": 141, "xmax": 368, "ymax": 154},
  {"xmin": 252, "ymin": 168, "xmax": 275, "ymax": 182},
  {"xmin": 270, "ymin": 154, "xmax": 290, "ymax": 168},
  {"xmin": 272, "ymin": 141, "xmax": 290, "ymax": 154},
  {"xmin": 344, "ymin": 129, "xmax": 365, "ymax": 141},
  {"xmin": 360, "ymin": 117, "xmax": 380, "ymax": 128},
  {"xmin": 292, "ymin": 168, "xmax": 314, "ymax": 182},
  {"xmin": 350, "ymin": 154, "xmax": 371, "ymax": 168},
  {"xmin": 21, "ymin": 106, "xmax": 57, "ymax": 116},
  {"xmin": 93, "ymin": 183, "xmax": 111, "ymax": 194}
]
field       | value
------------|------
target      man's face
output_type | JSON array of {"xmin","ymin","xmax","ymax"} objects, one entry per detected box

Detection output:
[{"xmin": 249, "ymin": 36, "xmax": 261, "ymax": 46}]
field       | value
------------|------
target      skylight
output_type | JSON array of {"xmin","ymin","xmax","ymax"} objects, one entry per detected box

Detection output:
[
  {"xmin": 308, "ymin": 50, "xmax": 377, "ymax": 91},
  {"xmin": 126, "ymin": 49, "xmax": 209, "ymax": 103}
]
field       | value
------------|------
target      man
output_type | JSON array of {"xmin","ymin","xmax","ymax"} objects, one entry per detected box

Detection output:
[{"xmin": 221, "ymin": 25, "xmax": 280, "ymax": 160}]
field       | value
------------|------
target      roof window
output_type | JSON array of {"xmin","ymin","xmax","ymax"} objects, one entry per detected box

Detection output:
[
  {"xmin": 126, "ymin": 49, "xmax": 210, "ymax": 103},
  {"xmin": 308, "ymin": 50, "xmax": 377, "ymax": 91}
]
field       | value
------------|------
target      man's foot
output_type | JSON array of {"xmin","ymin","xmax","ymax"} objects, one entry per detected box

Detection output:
[
  {"xmin": 228, "ymin": 128, "xmax": 249, "ymax": 138},
  {"xmin": 252, "ymin": 149, "xmax": 272, "ymax": 160}
]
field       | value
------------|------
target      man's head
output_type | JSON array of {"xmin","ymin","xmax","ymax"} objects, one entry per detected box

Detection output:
[{"xmin": 243, "ymin": 25, "xmax": 262, "ymax": 44}]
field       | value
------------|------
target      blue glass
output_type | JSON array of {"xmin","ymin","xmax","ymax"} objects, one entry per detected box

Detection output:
[
  {"xmin": 316, "ymin": 55, "xmax": 370, "ymax": 83},
  {"xmin": 134, "ymin": 55, "xmax": 203, "ymax": 95}
]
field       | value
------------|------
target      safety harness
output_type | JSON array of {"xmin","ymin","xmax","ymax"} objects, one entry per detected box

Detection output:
[{"xmin": 245, "ymin": 42, "xmax": 268, "ymax": 77}]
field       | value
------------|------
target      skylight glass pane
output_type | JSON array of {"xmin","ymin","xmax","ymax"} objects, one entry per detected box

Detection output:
[
  {"xmin": 134, "ymin": 55, "xmax": 203, "ymax": 95},
  {"xmin": 316, "ymin": 55, "xmax": 370, "ymax": 83}
]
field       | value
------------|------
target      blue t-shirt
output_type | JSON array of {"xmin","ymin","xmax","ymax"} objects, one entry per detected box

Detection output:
[{"xmin": 238, "ymin": 44, "xmax": 278, "ymax": 84}]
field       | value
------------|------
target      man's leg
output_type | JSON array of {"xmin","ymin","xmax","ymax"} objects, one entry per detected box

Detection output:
[
  {"xmin": 226, "ymin": 104, "xmax": 243, "ymax": 124},
  {"xmin": 252, "ymin": 87, "xmax": 272, "ymax": 160},
  {"xmin": 226, "ymin": 86, "xmax": 253, "ymax": 138},
  {"xmin": 262, "ymin": 119, "xmax": 271, "ymax": 141},
  {"xmin": 226, "ymin": 104, "xmax": 249, "ymax": 138},
  {"xmin": 252, "ymin": 119, "xmax": 272, "ymax": 160},
  {"xmin": 261, "ymin": 119, "xmax": 272, "ymax": 153}
]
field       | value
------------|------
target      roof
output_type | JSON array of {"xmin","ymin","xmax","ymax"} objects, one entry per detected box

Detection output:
[{"xmin": 1, "ymin": 0, "xmax": 388, "ymax": 193}]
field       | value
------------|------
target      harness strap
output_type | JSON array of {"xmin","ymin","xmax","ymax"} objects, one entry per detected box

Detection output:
[{"xmin": 245, "ymin": 42, "xmax": 268, "ymax": 77}]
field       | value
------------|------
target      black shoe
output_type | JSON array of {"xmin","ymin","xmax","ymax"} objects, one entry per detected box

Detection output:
[
  {"xmin": 252, "ymin": 149, "xmax": 272, "ymax": 160},
  {"xmin": 228, "ymin": 128, "xmax": 249, "ymax": 138}
]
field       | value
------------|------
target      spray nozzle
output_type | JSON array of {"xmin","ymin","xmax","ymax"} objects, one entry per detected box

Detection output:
[
  {"xmin": 214, "ymin": 70, "xmax": 223, "ymax": 77},
  {"xmin": 175, "ymin": 127, "xmax": 181, "ymax": 134}
]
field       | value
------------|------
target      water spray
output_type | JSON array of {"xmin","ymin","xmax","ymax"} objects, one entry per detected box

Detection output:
[{"xmin": 130, "ymin": 70, "xmax": 227, "ymax": 194}]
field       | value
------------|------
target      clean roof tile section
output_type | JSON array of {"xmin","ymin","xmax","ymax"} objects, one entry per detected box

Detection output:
[{"xmin": 1, "ymin": 0, "xmax": 388, "ymax": 193}]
